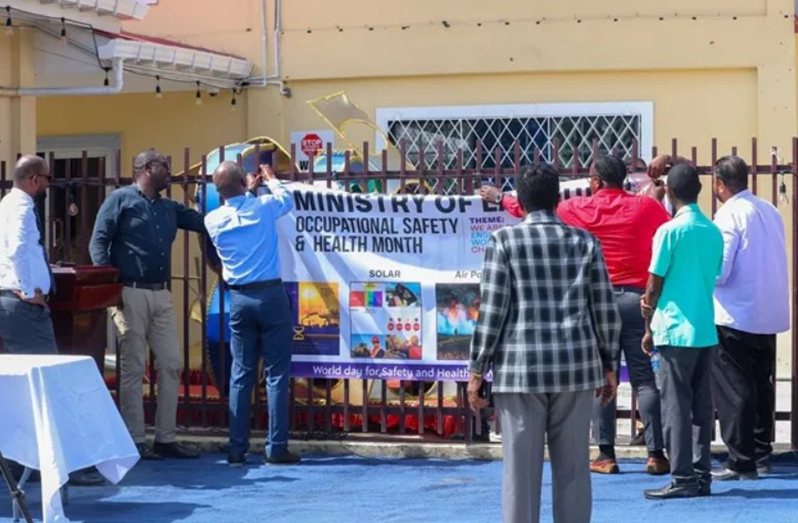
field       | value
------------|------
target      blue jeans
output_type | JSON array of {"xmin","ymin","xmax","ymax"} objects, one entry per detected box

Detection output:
[
  {"xmin": 228, "ymin": 286, "xmax": 293, "ymax": 457},
  {"xmin": 0, "ymin": 294, "xmax": 58, "ymax": 354}
]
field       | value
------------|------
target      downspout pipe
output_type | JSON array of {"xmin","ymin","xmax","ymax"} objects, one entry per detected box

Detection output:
[
  {"xmin": 0, "ymin": 58, "xmax": 125, "ymax": 97},
  {"xmin": 255, "ymin": 0, "xmax": 288, "ymax": 96}
]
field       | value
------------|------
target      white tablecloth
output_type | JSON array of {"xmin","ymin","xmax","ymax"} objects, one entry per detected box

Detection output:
[{"xmin": 0, "ymin": 355, "xmax": 140, "ymax": 523}]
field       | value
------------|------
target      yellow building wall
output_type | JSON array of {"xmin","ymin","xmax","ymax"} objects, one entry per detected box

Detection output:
[{"xmin": 0, "ymin": 28, "xmax": 37, "ymax": 160}]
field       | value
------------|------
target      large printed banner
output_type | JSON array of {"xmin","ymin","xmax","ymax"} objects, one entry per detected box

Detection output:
[{"xmin": 277, "ymin": 183, "xmax": 520, "ymax": 381}]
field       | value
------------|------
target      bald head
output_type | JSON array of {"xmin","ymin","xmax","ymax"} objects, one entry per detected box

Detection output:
[
  {"xmin": 14, "ymin": 155, "xmax": 50, "ymax": 197},
  {"xmin": 14, "ymin": 155, "xmax": 48, "ymax": 184},
  {"xmin": 213, "ymin": 161, "xmax": 247, "ymax": 199}
]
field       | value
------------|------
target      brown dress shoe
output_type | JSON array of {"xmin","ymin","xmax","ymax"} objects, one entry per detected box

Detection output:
[
  {"xmin": 645, "ymin": 456, "xmax": 671, "ymax": 475},
  {"xmin": 590, "ymin": 458, "xmax": 620, "ymax": 474}
]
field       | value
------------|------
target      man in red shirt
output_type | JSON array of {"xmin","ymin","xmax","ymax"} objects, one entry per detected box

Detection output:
[
  {"xmin": 556, "ymin": 155, "xmax": 671, "ymax": 475},
  {"xmin": 480, "ymin": 177, "xmax": 593, "ymax": 218}
]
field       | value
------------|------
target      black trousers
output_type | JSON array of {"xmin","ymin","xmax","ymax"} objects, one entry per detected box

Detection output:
[{"xmin": 711, "ymin": 326, "xmax": 776, "ymax": 472}]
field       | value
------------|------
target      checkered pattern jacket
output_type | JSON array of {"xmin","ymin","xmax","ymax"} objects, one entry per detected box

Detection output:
[{"xmin": 470, "ymin": 210, "xmax": 622, "ymax": 393}]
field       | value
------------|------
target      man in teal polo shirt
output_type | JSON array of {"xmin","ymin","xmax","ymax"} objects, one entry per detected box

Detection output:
[{"xmin": 640, "ymin": 164, "xmax": 723, "ymax": 500}]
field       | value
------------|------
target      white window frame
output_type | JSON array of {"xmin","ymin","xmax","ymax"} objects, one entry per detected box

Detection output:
[
  {"xmin": 375, "ymin": 101, "xmax": 655, "ymax": 162},
  {"xmin": 37, "ymin": 134, "xmax": 120, "ymax": 169}
]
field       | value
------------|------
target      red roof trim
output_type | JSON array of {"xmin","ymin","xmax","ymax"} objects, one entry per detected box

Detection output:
[{"xmin": 93, "ymin": 29, "xmax": 248, "ymax": 61}]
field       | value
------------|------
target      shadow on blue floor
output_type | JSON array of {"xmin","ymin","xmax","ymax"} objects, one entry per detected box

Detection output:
[{"xmin": 2, "ymin": 456, "xmax": 798, "ymax": 522}]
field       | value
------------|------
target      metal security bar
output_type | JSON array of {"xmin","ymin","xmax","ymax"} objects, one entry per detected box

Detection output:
[{"xmin": 1, "ymin": 137, "xmax": 796, "ymax": 448}]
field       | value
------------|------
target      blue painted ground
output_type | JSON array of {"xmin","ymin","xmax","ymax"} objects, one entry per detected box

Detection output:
[{"xmin": 2, "ymin": 456, "xmax": 798, "ymax": 522}]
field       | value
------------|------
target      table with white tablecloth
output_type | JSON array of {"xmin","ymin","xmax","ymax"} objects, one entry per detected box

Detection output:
[{"xmin": 0, "ymin": 355, "xmax": 140, "ymax": 523}]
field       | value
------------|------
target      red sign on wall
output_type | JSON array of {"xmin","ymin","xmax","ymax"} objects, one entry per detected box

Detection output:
[{"xmin": 300, "ymin": 133, "xmax": 324, "ymax": 157}]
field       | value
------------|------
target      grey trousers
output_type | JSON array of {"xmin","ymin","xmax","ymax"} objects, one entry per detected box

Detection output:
[
  {"xmin": 593, "ymin": 287, "xmax": 664, "ymax": 451},
  {"xmin": 0, "ymin": 293, "xmax": 58, "ymax": 354},
  {"xmin": 495, "ymin": 390, "xmax": 593, "ymax": 523},
  {"xmin": 660, "ymin": 346, "xmax": 714, "ymax": 485}
]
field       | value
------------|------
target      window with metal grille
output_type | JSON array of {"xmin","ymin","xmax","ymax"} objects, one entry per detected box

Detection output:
[{"xmin": 378, "ymin": 102, "xmax": 654, "ymax": 170}]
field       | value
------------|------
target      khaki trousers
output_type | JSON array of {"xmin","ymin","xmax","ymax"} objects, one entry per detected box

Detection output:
[{"xmin": 111, "ymin": 287, "xmax": 181, "ymax": 444}]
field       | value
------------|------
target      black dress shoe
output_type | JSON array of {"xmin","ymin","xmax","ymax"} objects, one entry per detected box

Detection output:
[
  {"xmin": 711, "ymin": 466, "xmax": 758, "ymax": 481},
  {"xmin": 136, "ymin": 443, "xmax": 164, "ymax": 461},
  {"xmin": 68, "ymin": 469, "xmax": 105, "ymax": 487},
  {"xmin": 227, "ymin": 454, "xmax": 247, "ymax": 467},
  {"xmin": 644, "ymin": 481, "xmax": 700, "ymax": 500},
  {"xmin": 153, "ymin": 441, "xmax": 200, "ymax": 459},
  {"xmin": 698, "ymin": 479, "xmax": 711, "ymax": 497},
  {"xmin": 264, "ymin": 450, "xmax": 302, "ymax": 465},
  {"xmin": 757, "ymin": 459, "xmax": 772, "ymax": 475}
]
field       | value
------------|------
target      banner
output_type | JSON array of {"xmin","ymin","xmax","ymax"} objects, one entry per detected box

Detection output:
[{"xmin": 277, "ymin": 184, "xmax": 520, "ymax": 381}]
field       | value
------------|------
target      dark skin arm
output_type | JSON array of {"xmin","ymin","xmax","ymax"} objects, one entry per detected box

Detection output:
[
  {"xmin": 647, "ymin": 154, "xmax": 691, "ymax": 180},
  {"xmin": 640, "ymin": 273, "xmax": 664, "ymax": 357}
]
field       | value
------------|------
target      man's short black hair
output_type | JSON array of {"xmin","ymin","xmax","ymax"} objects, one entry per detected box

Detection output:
[
  {"xmin": 592, "ymin": 155, "xmax": 627, "ymax": 188},
  {"xmin": 133, "ymin": 148, "xmax": 167, "ymax": 176},
  {"xmin": 517, "ymin": 163, "xmax": 560, "ymax": 212},
  {"xmin": 714, "ymin": 155, "xmax": 749, "ymax": 193},
  {"xmin": 667, "ymin": 163, "xmax": 702, "ymax": 203}
]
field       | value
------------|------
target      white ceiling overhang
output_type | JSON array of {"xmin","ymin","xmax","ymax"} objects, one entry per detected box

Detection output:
[
  {"xmin": 98, "ymin": 37, "xmax": 253, "ymax": 84},
  {"xmin": 20, "ymin": 0, "xmax": 147, "ymax": 20}
]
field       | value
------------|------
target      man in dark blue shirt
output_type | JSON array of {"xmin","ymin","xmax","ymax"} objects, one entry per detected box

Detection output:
[{"xmin": 90, "ymin": 148, "xmax": 204, "ymax": 461}]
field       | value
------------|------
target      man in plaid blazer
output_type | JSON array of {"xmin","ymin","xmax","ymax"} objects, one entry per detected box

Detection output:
[{"xmin": 469, "ymin": 163, "xmax": 622, "ymax": 523}]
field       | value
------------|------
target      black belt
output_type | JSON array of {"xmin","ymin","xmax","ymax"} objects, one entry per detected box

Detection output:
[
  {"xmin": 228, "ymin": 279, "xmax": 282, "ymax": 292},
  {"xmin": 123, "ymin": 282, "xmax": 169, "ymax": 291},
  {"xmin": 614, "ymin": 285, "xmax": 644, "ymax": 293}
]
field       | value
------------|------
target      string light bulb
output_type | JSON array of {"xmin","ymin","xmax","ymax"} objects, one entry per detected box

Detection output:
[
  {"xmin": 155, "ymin": 75, "xmax": 163, "ymax": 99},
  {"xmin": 195, "ymin": 81, "xmax": 202, "ymax": 105},
  {"xmin": 230, "ymin": 89, "xmax": 237, "ymax": 112},
  {"xmin": 59, "ymin": 17, "xmax": 67, "ymax": 46},
  {"xmin": 5, "ymin": 6, "xmax": 13, "ymax": 37},
  {"xmin": 103, "ymin": 68, "xmax": 110, "ymax": 86},
  {"xmin": 779, "ymin": 174, "xmax": 789, "ymax": 206}
]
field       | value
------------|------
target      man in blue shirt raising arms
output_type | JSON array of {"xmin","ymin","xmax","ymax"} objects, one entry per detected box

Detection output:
[{"xmin": 204, "ymin": 161, "xmax": 296, "ymax": 466}]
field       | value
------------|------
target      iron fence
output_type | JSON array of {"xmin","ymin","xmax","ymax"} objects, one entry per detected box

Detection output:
[{"xmin": 1, "ymin": 137, "xmax": 797, "ymax": 448}]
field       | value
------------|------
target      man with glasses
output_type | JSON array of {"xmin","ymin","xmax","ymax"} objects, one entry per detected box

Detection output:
[
  {"xmin": 0, "ymin": 155, "xmax": 105, "ymax": 485},
  {"xmin": 0, "ymin": 155, "xmax": 55, "ymax": 354},
  {"xmin": 90, "ymin": 148, "xmax": 205, "ymax": 460}
]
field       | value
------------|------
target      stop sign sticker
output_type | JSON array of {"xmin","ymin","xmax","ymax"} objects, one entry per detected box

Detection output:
[{"xmin": 301, "ymin": 133, "xmax": 323, "ymax": 157}]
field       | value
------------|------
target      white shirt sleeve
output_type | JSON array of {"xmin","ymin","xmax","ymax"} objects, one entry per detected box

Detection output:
[
  {"xmin": 714, "ymin": 209, "xmax": 740, "ymax": 286},
  {"xmin": 7, "ymin": 204, "xmax": 37, "ymax": 298}
]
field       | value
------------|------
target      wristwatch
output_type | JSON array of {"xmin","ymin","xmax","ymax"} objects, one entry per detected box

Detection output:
[{"xmin": 494, "ymin": 193, "xmax": 503, "ymax": 204}]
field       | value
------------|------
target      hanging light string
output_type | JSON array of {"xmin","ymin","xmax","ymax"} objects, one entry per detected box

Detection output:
[
  {"xmin": 5, "ymin": 6, "xmax": 13, "ymax": 36},
  {"xmin": 3, "ymin": 4, "xmax": 248, "ymax": 96},
  {"xmin": 59, "ymin": 16, "xmax": 67, "ymax": 46},
  {"xmin": 195, "ymin": 81, "xmax": 202, "ymax": 105},
  {"xmin": 297, "ymin": 12, "xmax": 786, "ymax": 34}
]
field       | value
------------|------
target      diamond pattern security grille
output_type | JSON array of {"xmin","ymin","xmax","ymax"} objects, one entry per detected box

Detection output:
[{"xmin": 387, "ymin": 114, "xmax": 643, "ymax": 193}]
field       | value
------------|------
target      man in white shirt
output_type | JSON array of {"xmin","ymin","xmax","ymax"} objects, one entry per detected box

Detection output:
[
  {"xmin": 0, "ymin": 155, "xmax": 56, "ymax": 354},
  {"xmin": 710, "ymin": 155, "xmax": 789, "ymax": 480},
  {"xmin": 1, "ymin": 157, "xmax": 108, "ymax": 487}
]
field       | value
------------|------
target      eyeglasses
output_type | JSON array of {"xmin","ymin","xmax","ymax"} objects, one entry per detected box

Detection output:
[{"xmin": 147, "ymin": 161, "xmax": 172, "ymax": 176}]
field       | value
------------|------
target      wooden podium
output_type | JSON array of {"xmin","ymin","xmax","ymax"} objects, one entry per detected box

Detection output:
[{"xmin": 50, "ymin": 266, "xmax": 122, "ymax": 374}]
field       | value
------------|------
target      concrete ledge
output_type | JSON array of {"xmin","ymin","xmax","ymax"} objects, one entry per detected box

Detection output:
[{"xmin": 161, "ymin": 432, "xmax": 798, "ymax": 462}]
